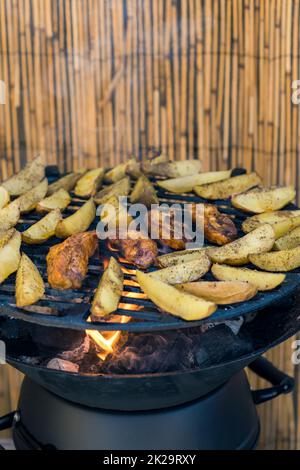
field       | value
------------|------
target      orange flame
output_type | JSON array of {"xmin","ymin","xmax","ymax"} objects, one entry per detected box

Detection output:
[{"xmin": 86, "ymin": 316, "xmax": 130, "ymax": 361}]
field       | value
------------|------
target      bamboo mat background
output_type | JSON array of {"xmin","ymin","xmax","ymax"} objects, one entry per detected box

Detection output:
[{"xmin": 0, "ymin": 0, "xmax": 300, "ymax": 449}]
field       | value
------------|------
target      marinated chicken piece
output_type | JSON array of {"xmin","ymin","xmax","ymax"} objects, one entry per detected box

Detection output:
[
  {"xmin": 47, "ymin": 231, "xmax": 98, "ymax": 289},
  {"xmin": 148, "ymin": 208, "xmax": 192, "ymax": 250},
  {"xmin": 191, "ymin": 203, "xmax": 237, "ymax": 245},
  {"xmin": 110, "ymin": 231, "xmax": 158, "ymax": 269}
]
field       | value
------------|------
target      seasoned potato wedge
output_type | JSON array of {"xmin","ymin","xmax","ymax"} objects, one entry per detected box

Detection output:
[
  {"xmin": 157, "ymin": 170, "xmax": 232, "ymax": 194},
  {"xmin": 0, "ymin": 187, "xmax": 10, "ymax": 209},
  {"xmin": 211, "ymin": 263, "xmax": 285, "ymax": 291},
  {"xmin": 15, "ymin": 178, "xmax": 48, "ymax": 214},
  {"xmin": 22, "ymin": 209, "xmax": 62, "ymax": 244},
  {"xmin": 94, "ymin": 177, "xmax": 131, "ymax": 205},
  {"xmin": 243, "ymin": 212, "xmax": 300, "ymax": 239},
  {"xmin": 55, "ymin": 198, "xmax": 96, "ymax": 238},
  {"xmin": 36, "ymin": 189, "xmax": 71, "ymax": 213},
  {"xmin": 130, "ymin": 176, "xmax": 159, "ymax": 207},
  {"xmin": 207, "ymin": 224, "xmax": 275, "ymax": 265},
  {"xmin": 2, "ymin": 155, "xmax": 45, "ymax": 196},
  {"xmin": 104, "ymin": 163, "xmax": 127, "ymax": 183},
  {"xmin": 232, "ymin": 186, "xmax": 296, "ymax": 213},
  {"xmin": 176, "ymin": 281, "xmax": 257, "ymax": 304},
  {"xmin": 16, "ymin": 253, "xmax": 45, "ymax": 307},
  {"xmin": 137, "ymin": 270, "xmax": 216, "ymax": 321},
  {"xmin": 125, "ymin": 157, "xmax": 143, "ymax": 179},
  {"xmin": 249, "ymin": 247, "xmax": 300, "ymax": 272},
  {"xmin": 157, "ymin": 247, "xmax": 208, "ymax": 268},
  {"xmin": 99, "ymin": 195, "xmax": 132, "ymax": 231},
  {"xmin": 74, "ymin": 168, "xmax": 104, "ymax": 197},
  {"xmin": 91, "ymin": 257, "xmax": 123, "ymax": 318},
  {"xmin": 0, "ymin": 200, "xmax": 20, "ymax": 231},
  {"xmin": 47, "ymin": 169, "xmax": 86, "ymax": 196},
  {"xmin": 150, "ymin": 256, "xmax": 211, "ymax": 285},
  {"xmin": 274, "ymin": 226, "xmax": 300, "ymax": 251},
  {"xmin": 194, "ymin": 172, "xmax": 261, "ymax": 200},
  {"xmin": 0, "ymin": 229, "xmax": 21, "ymax": 283},
  {"xmin": 144, "ymin": 159, "xmax": 202, "ymax": 178},
  {"xmin": 141, "ymin": 155, "xmax": 167, "ymax": 174}
]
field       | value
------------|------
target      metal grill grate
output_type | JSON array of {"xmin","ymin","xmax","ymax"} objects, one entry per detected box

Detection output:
[{"xmin": 0, "ymin": 168, "xmax": 300, "ymax": 332}]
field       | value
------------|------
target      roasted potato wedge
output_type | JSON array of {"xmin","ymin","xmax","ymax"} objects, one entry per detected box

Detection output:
[
  {"xmin": 176, "ymin": 281, "xmax": 257, "ymax": 304},
  {"xmin": 47, "ymin": 169, "xmax": 86, "ymax": 196},
  {"xmin": 16, "ymin": 253, "xmax": 45, "ymax": 307},
  {"xmin": 94, "ymin": 177, "xmax": 131, "ymax": 205},
  {"xmin": 104, "ymin": 163, "xmax": 127, "ymax": 183},
  {"xmin": 141, "ymin": 155, "xmax": 167, "ymax": 174},
  {"xmin": 243, "ymin": 211, "xmax": 300, "ymax": 239},
  {"xmin": 36, "ymin": 189, "xmax": 71, "ymax": 213},
  {"xmin": 0, "ymin": 200, "xmax": 20, "ymax": 231},
  {"xmin": 0, "ymin": 229, "xmax": 21, "ymax": 283},
  {"xmin": 130, "ymin": 176, "xmax": 159, "ymax": 207},
  {"xmin": 157, "ymin": 170, "xmax": 232, "ymax": 194},
  {"xmin": 22, "ymin": 209, "xmax": 62, "ymax": 244},
  {"xmin": 274, "ymin": 226, "xmax": 300, "ymax": 251},
  {"xmin": 194, "ymin": 172, "xmax": 261, "ymax": 200},
  {"xmin": 74, "ymin": 168, "xmax": 104, "ymax": 197},
  {"xmin": 15, "ymin": 178, "xmax": 48, "ymax": 214},
  {"xmin": 0, "ymin": 187, "xmax": 10, "ymax": 209},
  {"xmin": 157, "ymin": 247, "xmax": 208, "ymax": 268},
  {"xmin": 55, "ymin": 198, "xmax": 96, "ymax": 238},
  {"xmin": 99, "ymin": 195, "xmax": 133, "ymax": 233},
  {"xmin": 150, "ymin": 256, "xmax": 211, "ymax": 285},
  {"xmin": 211, "ymin": 263, "xmax": 285, "ymax": 291},
  {"xmin": 137, "ymin": 270, "xmax": 216, "ymax": 321},
  {"xmin": 125, "ymin": 157, "xmax": 143, "ymax": 179},
  {"xmin": 207, "ymin": 224, "xmax": 275, "ymax": 265},
  {"xmin": 91, "ymin": 257, "xmax": 123, "ymax": 318},
  {"xmin": 232, "ymin": 186, "xmax": 296, "ymax": 213},
  {"xmin": 143, "ymin": 159, "xmax": 202, "ymax": 178},
  {"xmin": 2, "ymin": 155, "xmax": 45, "ymax": 196},
  {"xmin": 249, "ymin": 247, "xmax": 300, "ymax": 272}
]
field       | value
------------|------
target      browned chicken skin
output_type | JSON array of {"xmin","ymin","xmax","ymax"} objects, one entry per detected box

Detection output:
[
  {"xmin": 148, "ymin": 208, "xmax": 188, "ymax": 250},
  {"xmin": 191, "ymin": 203, "xmax": 237, "ymax": 245},
  {"xmin": 47, "ymin": 232, "xmax": 98, "ymax": 289},
  {"xmin": 110, "ymin": 231, "xmax": 158, "ymax": 269}
]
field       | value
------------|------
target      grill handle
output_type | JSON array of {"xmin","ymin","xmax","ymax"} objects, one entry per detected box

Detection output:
[{"xmin": 248, "ymin": 357, "xmax": 295, "ymax": 405}]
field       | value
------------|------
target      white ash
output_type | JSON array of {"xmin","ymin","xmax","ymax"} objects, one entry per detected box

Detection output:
[
  {"xmin": 47, "ymin": 358, "xmax": 79, "ymax": 373},
  {"xmin": 59, "ymin": 335, "xmax": 90, "ymax": 362}
]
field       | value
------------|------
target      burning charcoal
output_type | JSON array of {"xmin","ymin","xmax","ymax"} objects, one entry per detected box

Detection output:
[
  {"xmin": 59, "ymin": 335, "xmax": 90, "ymax": 362},
  {"xmin": 29, "ymin": 325, "xmax": 88, "ymax": 353},
  {"xmin": 47, "ymin": 358, "xmax": 79, "ymax": 373}
]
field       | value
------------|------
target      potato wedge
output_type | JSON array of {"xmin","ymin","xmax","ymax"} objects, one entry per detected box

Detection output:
[
  {"xmin": 55, "ymin": 198, "xmax": 96, "ymax": 238},
  {"xmin": 125, "ymin": 157, "xmax": 143, "ymax": 179},
  {"xmin": 0, "ymin": 229, "xmax": 21, "ymax": 283},
  {"xmin": 0, "ymin": 187, "xmax": 10, "ymax": 209},
  {"xmin": 36, "ymin": 189, "xmax": 71, "ymax": 213},
  {"xmin": 136, "ymin": 270, "xmax": 216, "ymax": 321},
  {"xmin": 22, "ymin": 209, "xmax": 62, "ymax": 244},
  {"xmin": 157, "ymin": 170, "xmax": 232, "ymax": 194},
  {"xmin": 74, "ymin": 168, "xmax": 104, "ymax": 197},
  {"xmin": 99, "ymin": 195, "xmax": 132, "ymax": 232},
  {"xmin": 130, "ymin": 175, "xmax": 159, "ymax": 207},
  {"xmin": 15, "ymin": 178, "xmax": 48, "ymax": 214},
  {"xmin": 94, "ymin": 177, "xmax": 131, "ymax": 205},
  {"xmin": 157, "ymin": 247, "xmax": 208, "ymax": 268},
  {"xmin": 91, "ymin": 257, "xmax": 123, "ymax": 318},
  {"xmin": 207, "ymin": 224, "xmax": 275, "ymax": 265},
  {"xmin": 243, "ymin": 211, "xmax": 300, "ymax": 239},
  {"xmin": 47, "ymin": 169, "xmax": 86, "ymax": 196},
  {"xmin": 141, "ymin": 155, "xmax": 167, "ymax": 174},
  {"xmin": 0, "ymin": 200, "xmax": 20, "ymax": 231},
  {"xmin": 150, "ymin": 256, "xmax": 211, "ymax": 285},
  {"xmin": 274, "ymin": 226, "xmax": 300, "ymax": 251},
  {"xmin": 176, "ymin": 281, "xmax": 257, "ymax": 304},
  {"xmin": 194, "ymin": 172, "xmax": 261, "ymax": 200},
  {"xmin": 232, "ymin": 186, "xmax": 296, "ymax": 213},
  {"xmin": 2, "ymin": 155, "xmax": 45, "ymax": 196},
  {"xmin": 143, "ymin": 159, "xmax": 202, "ymax": 178},
  {"xmin": 211, "ymin": 263, "xmax": 285, "ymax": 291},
  {"xmin": 104, "ymin": 163, "xmax": 127, "ymax": 183},
  {"xmin": 16, "ymin": 253, "xmax": 45, "ymax": 307},
  {"xmin": 249, "ymin": 247, "xmax": 300, "ymax": 272}
]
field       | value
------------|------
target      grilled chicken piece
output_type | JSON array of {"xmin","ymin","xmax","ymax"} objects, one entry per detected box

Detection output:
[
  {"xmin": 191, "ymin": 203, "xmax": 237, "ymax": 245},
  {"xmin": 110, "ymin": 231, "xmax": 158, "ymax": 269},
  {"xmin": 148, "ymin": 208, "xmax": 191, "ymax": 250},
  {"xmin": 47, "ymin": 232, "xmax": 98, "ymax": 289}
]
